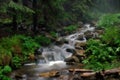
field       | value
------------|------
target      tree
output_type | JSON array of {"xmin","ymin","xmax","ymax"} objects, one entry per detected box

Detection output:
[
  {"xmin": 12, "ymin": 0, "xmax": 18, "ymax": 31},
  {"xmin": 36, "ymin": 0, "xmax": 66, "ymax": 31},
  {"xmin": 7, "ymin": 0, "xmax": 34, "ymax": 32},
  {"xmin": 63, "ymin": 0, "xmax": 93, "ymax": 22},
  {"xmin": 32, "ymin": 0, "xmax": 37, "ymax": 33}
]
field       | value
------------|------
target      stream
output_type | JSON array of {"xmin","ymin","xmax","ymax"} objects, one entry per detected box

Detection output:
[{"xmin": 10, "ymin": 24, "xmax": 99, "ymax": 80}]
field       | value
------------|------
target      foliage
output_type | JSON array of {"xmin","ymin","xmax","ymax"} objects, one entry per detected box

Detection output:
[
  {"xmin": 0, "ymin": 18, "xmax": 12, "ymax": 24},
  {"xmin": 0, "ymin": 35, "xmax": 40, "ymax": 67},
  {"xmin": 84, "ymin": 26, "xmax": 120, "ymax": 71},
  {"xmin": 8, "ymin": 1, "xmax": 34, "ymax": 13},
  {"xmin": 64, "ymin": 25, "xmax": 78, "ymax": 33},
  {"xmin": 64, "ymin": 0, "xmax": 93, "ymax": 22},
  {"xmin": 2, "ymin": 65, "xmax": 12, "ymax": 74},
  {"xmin": 37, "ymin": 0, "xmax": 67, "ymax": 29},
  {"xmin": 101, "ymin": 27, "xmax": 120, "ymax": 45},
  {"xmin": 83, "ymin": 39, "xmax": 117, "ymax": 71},
  {"xmin": 21, "ymin": 36, "xmax": 40, "ymax": 54},
  {"xmin": 0, "ymin": 65, "xmax": 12, "ymax": 80},
  {"xmin": 0, "ymin": 35, "xmax": 21, "ymax": 52},
  {"xmin": 50, "ymin": 31, "xmax": 57, "ymax": 38},
  {"xmin": 11, "ymin": 56, "xmax": 22, "ymax": 69},
  {"xmin": 97, "ymin": 13, "xmax": 120, "ymax": 28},
  {"xmin": 34, "ymin": 35, "xmax": 51, "ymax": 46}
]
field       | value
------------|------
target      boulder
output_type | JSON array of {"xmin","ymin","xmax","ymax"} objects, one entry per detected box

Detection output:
[
  {"xmin": 66, "ymin": 48, "xmax": 76, "ymax": 55},
  {"xmin": 28, "ymin": 54, "xmax": 35, "ymax": 61},
  {"xmin": 95, "ymin": 29, "xmax": 104, "ymax": 35},
  {"xmin": 84, "ymin": 31, "xmax": 94, "ymax": 40},
  {"xmin": 64, "ymin": 55, "xmax": 85, "ymax": 63},
  {"xmin": 75, "ymin": 49, "xmax": 85, "ymax": 56},
  {"xmin": 75, "ymin": 41, "xmax": 86, "ymax": 49},
  {"xmin": 77, "ymin": 34, "xmax": 85, "ymax": 40},
  {"xmin": 77, "ymin": 21, "xmax": 83, "ymax": 28}
]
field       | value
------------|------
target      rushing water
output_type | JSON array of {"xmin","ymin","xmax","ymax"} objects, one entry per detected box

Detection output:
[{"xmin": 10, "ymin": 24, "xmax": 98, "ymax": 80}]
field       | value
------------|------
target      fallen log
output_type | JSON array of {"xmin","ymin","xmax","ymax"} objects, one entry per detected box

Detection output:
[
  {"xmin": 39, "ymin": 70, "xmax": 60, "ymax": 77},
  {"xmin": 69, "ymin": 69, "xmax": 93, "ymax": 73}
]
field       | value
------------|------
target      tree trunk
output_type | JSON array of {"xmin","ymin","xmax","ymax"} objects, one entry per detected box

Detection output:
[
  {"xmin": 22, "ymin": 0, "xmax": 29, "ymax": 6},
  {"xmin": 12, "ymin": 0, "xmax": 18, "ymax": 31},
  {"xmin": 12, "ymin": 14, "xmax": 17, "ymax": 31},
  {"xmin": 32, "ymin": 0, "xmax": 38, "ymax": 33}
]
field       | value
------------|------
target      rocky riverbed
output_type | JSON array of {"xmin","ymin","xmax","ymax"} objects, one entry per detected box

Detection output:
[{"xmin": 9, "ymin": 24, "xmax": 120, "ymax": 80}]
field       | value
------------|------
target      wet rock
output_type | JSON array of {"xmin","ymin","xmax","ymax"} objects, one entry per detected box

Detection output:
[
  {"xmin": 95, "ymin": 72, "xmax": 105, "ymax": 80},
  {"xmin": 95, "ymin": 29, "xmax": 104, "ymax": 35},
  {"xmin": 55, "ymin": 38, "xmax": 67, "ymax": 45},
  {"xmin": 75, "ymin": 50, "xmax": 85, "ymax": 55},
  {"xmin": 59, "ymin": 75, "xmax": 69, "ymax": 80},
  {"xmin": 73, "ymin": 73, "xmax": 81, "ymax": 80},
  {"xmin": 28, "ymin": 54, "xmax": 35, "ymax": 61},
  {"xmin": 64, "ymin": 55, "xmax": 85, "ymax": 63},
  {"xmin": 15, "ymin": 72, "xmax": 27, "ymax": 80},
  {"xmin": 75, "ymin": 42, "xmax": 86, "ymax": 49},
  {"xmin": 66, "ymin": 48, "xmax": 76, "ymax": 54},
  {"xmin": 77, "ymin": 21, "xmax": 84, "ymax": 28},
  {"xmin": 64, "ymin": 57, "xmax": 76, "ymax": 63},
  {"xmin": 77, "ymin": 34, "xmax": 85, "ymax": 40},
  {"xmin": 65, "ymin": 48, "xmax": 85, "ymax": 64},
  {"xmin": 84, "ymin": 31, "xmax": 94, "ymax": 40}
]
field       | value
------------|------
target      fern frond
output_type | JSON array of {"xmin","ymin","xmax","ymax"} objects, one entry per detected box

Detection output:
[{"xmin": 8, "ymin": 1, "xmax": 34, "ymax": 13}]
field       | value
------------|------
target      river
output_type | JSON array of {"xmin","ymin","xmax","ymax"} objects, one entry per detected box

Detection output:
[{"xmin": 10, "ymin": 24, "xmax": 99, "ymax": 80}]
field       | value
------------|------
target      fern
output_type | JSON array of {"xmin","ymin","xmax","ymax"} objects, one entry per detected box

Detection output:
[
  {"xmin": 8, "ymin": 1, "xmax": 34, "ymax": 13},
  {"xmin": 97, "ymin": 13, "xmax": 120, "ymax": 28}
]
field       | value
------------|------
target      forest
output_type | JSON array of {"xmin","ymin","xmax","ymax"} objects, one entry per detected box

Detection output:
[{"xmin": 0, "ymin": 0, "xmax": 120, "ymax": 80}]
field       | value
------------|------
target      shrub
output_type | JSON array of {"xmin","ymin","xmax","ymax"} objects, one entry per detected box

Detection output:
[
  {"xmin": 101, "ymin": 27, "xmax": 120, "ymax": 46},
  {"xmin": 64, "ymin": 25, "xmax": 78, "ymax": 33},
  {"xmin": 83, "ymin": 39, "xmax": 116, "ymax": 71},
  {"xmin": 21, "ymin": 36, "xmax": 40, "ymax": 54},
  {"xmin": 97, "ymin": 13, "xmax": 120, "ymax": 28},
  {"xmin": 0, "ymin": 65, "xmax": 12, "ymax": 80},
  {"xmin": 50, "ymin": 31, "xmax": 57, "ymax": 38},
  {"xmin": 0, "ymin": 45, "xmax": 12, "ymax": 66},
  {"xmin": 34, "ymin": 35, "xmax": 51, "ymax": 46},
  {"xmin": 11, "ymin": 56, "xmax": 22, "ymax": 69},
  {"xmin": 0, "ymin": 35, "xmax": 40, "ymax": 68}
]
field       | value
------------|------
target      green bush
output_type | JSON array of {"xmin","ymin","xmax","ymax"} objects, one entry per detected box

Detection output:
[
  {"xmin": 0, "ymin": 35, "xmax": 40, "ymax": 68},
  {"xmin": 21, "ymin": 36, "xmax": 40, "ymax": 54},
  {"xmin": 35, "ymin": 35, "xmax": 51, "ymax": 46},
  {"xmin": 83, "ymin": 39, "xmax": 117, "ymax": 71},
  {"xmin": 11, "ymin": 56, "xmax": 22, "ymax": 69},
  {"xmin": 0, "ymin": 45, "xmax": 12, "ymax": 66},
  {"xmin": 50, "ymin": 31, "xmax": 57, "ymax": 38},
  {"xmin": 101, "ymin": 27, "xmax": 120, "ymax": 46},
  {"xmin": 64, "ymin": 25, "xmax": 78, "ymax": 33},
  {"xmin": 0, "ymin": 35, "xmax": 21, "ymax": 52},
  {"xmin": 2, "ymin": 65, "xmax": 12, "ymax": 74},
  {"xmin": 97, "ymin": 13, "xmax": 120, "ymax": 28},
  {"xmin": 0, "ymin": 65, "xmax": 12, "ymax": 80},
  {"xmin": 84, "ymin": 27, "xmax": 120, "ymax": 71}
]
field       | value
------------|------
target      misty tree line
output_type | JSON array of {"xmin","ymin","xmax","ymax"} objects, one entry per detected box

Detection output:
[{"xmin": 0, "ymin": 0, "xmax": 120, "ymax": 34}]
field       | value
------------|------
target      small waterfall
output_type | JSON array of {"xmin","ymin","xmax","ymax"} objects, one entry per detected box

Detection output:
[
  {"xmin": 36, "ymin": 23, "xmax": 96, "ymax": 65},
  {"xmin": 23, "ymin": 23, "xmax": 97, "ymax": 71},
  {"xmin": 41, "ymin": 44, "xmax": 74, "ymax": 63},
  {"xmin": 10, "ymin": 23, "xmax": 101, "ymax": 80}
]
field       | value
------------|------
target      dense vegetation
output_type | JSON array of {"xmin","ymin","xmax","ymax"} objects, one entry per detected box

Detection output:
[
  {"xmin": 84, "ymin": 13, "xmax": 120, "ymax": 71},
  {"xmin": 0, "ymin": 0, "xmax": 120, "ymax": 79}
]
